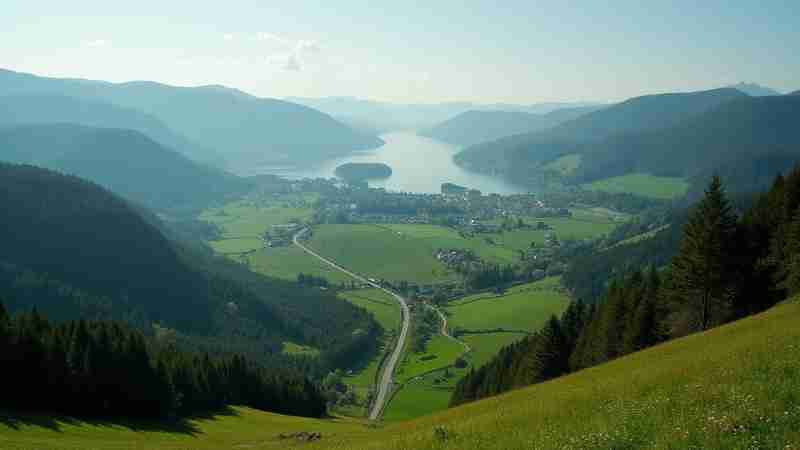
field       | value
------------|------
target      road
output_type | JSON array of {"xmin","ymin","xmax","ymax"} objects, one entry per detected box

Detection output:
[
  {"xmin": 428, "ymin": 304, "xmax": 471, "ymax": 353},
  {"xmin": 293, "ymin": 228, "xmax": 410, "ymax": 420}
]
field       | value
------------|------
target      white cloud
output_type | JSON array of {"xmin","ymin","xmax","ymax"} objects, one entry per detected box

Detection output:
[
  {"xmin": 295, "ymin": 39, "xmax": 321, "ymax": 55},
  {"xmin": 284, "ymin": 54, "xmax": 301, "ymax": 71},
  {"xmin": 223, "ymin": 33, "xmax": 235, "ymax": 41},
  {"xmin": 84, "ymin": 39, "xmax": 110, "ymax": 48},
  {"xmin": 256, "ymin": 32, "xmax": 289, "ymax": 47}
]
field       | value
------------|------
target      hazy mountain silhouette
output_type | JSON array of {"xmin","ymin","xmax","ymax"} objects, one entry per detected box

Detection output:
[
  {"xmin": 455, "ymin": 88, "xmax": 748, "ymax": 175},
  {"xmin": 727, "ymin": 82, "xmax": 782, "ymax": 96},
  {"xmin": 419, "ymin": 105, "xmax": 601, "ymax": 147},
  {"xmin": 0, "ymin": 69, "xmax": 383, "ymax": 169},
  {"xmin": 0, "ymin": 123, "xmax": 251, "ymax": 211}
]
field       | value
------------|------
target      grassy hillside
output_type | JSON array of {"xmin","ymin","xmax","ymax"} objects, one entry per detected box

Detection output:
[
  {"xmin": 584, "ymin": 173, "xmax": 689, "ymax": 200},
  {"xmin": 5, "ymin": 298, "xmax": 797, "ymax": 449}
]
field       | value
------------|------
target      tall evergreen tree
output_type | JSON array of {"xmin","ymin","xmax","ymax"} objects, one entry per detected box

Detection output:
[{"xmin": 669, "ymin": 176, "xmax": 738, "ymax": 331}]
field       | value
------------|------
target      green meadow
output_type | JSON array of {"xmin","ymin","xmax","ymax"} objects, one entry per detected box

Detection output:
[
  {"xmin": 445, "ymin": 277, "xmax": 571, "ymax": 332},
  {"xmin": 584, "ymin": 173, "xmax": 689, "ymax": 200}
]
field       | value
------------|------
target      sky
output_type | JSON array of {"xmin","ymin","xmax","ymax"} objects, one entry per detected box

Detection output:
[{"xmin": 2, "ymin": 0, "xmax": 798, "ymax": 104}]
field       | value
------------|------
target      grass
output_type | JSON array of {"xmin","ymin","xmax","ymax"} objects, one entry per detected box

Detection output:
[
  {"xmin": 584, "ymin": 173, "xmax": 690, "ymax": 200},
  {"xmin": 446, "ymin": 277, "xmax": 571, "ymax": 332},
  {"xmin": 338, "ymin": 289, "xmax": 401, "ymax": 332},
  {"xmin": 4, "ymin": 302, "xmax": 799, "ymax": 449},
  {"xmin": 0, "ymin": 406, "xmax": 367, "ymax": 450},
  {"xmin": 307, "ymin": 225, "xmax": 457, "ymax": 284},
  {"xmin": 382, "ymin": 383, "xmax": 454, "ymax": 422},
  {"xmin": 245, "ymin": 246, "xmax": 353, "ymax": 284},
  {"xmin": 394, "ymin": 335, "xmax": 465, "ymax": 383},
  {"xmin": 282, "ymin": 341, "xmax": 320, "ymax": 357},
  {"xmin": 542, "ymin": 153, "xmax": 581, "ymax": 176},
  {"xmin": 460, "ymin": 332, "xmax": 527, "ymax": 367}
]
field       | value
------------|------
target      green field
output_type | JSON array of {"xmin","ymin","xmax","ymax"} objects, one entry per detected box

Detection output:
[
  {"xmin": 584, "ymin": 173, "xmax": 689, "ymax": 200},
  {"xmin": 282, "ymin": 341, "xmax": 320, "ymax": 357},
  {"xmin": 382, "ymin": 382, "xmax": 454, "ymax": 422},
  {"xmin": 245, "ymin": 245, "xmax": 353, "ymax": 284},
  {"xmin": 307, "ymin": 224, "xmax": 458, "ymax": 284},
  {"xmin": 446, "ymin": 277, "xmax": 570, "ymax": 332},
  {"xmin": 461, "ymin": 332, "xmax": 527, "ymax": 367},
  {"xmin": 338, "ymin": 289, "xmax": 401, "ymax": 332},
  {"xmin": 394, "ymin": 335, "xmax": 465, "ymax": 383}
]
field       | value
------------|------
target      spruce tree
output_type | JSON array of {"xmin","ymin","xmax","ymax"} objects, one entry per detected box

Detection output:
[{"xmin": 669, "ymin": 176, "xmax": 738, "ymax": 331}]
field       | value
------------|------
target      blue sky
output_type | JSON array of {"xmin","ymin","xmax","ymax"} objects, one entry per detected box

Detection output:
[{"xmin": 2, "ymin": 0, "xmax": 798, "ymax": 103}]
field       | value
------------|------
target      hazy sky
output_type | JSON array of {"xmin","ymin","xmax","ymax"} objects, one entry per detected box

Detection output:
[{"xmin": 2, "ymin": 1, "xmax": 798, "ymax": 103}]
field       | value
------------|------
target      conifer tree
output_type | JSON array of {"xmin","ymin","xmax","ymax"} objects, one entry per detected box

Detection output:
[{"xmin": 669, "ymin": 176, "xmax": 738, "ymax": 331}]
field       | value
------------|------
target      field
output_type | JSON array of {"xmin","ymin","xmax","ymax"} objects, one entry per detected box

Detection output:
[
  {"xmin": 0, "ymin": 406, "xmax": 367, "ymax": 450},
  {"xmin": 384, "ymin": 278, "xmax": 569, "ymax": 422},
  {"xmin": 245, "ymin": 246, "xmax": 353, "ymax": 284},
  {"xmin": 307, "ymin": 216, "xmax": 619, "ymax": 284},
  {"xmin": 282, "ymin": 341, "xmax": 320, "ymax": 357},
  {"xmin": 460, "ymin": 332, "xmax": 527, "ymax": 367},
  {"xmin": 584, "ymin": 173, "xmax": 689, "ymax": 200},
  {"xmin": 306, "ymin": 224, "xmax": 457, "ymax": 284},
  {"xmin": 8, "ymin": 300, "xmax": 798, "ymax": 449},
  {"xmin": 445, "ymin": 277, "xmax": 571, "ymax": 332}
]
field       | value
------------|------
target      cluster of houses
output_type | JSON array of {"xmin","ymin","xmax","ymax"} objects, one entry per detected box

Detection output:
[{"xmin": 263, "ymin": 222, "xmax": 302, "ymax": 248}]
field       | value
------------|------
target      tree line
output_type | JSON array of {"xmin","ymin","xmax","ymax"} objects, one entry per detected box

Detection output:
[
  {"xmin": 0, "ymin": 301, "xmax": 326, "ymax": 419},
  {"xmin": 452, "ymin": 171, "xmax": 800, "ymax": 406}
]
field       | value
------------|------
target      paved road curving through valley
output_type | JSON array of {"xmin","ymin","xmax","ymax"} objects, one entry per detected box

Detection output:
[{"xmin": 293, "ymin": 228, "xmax": 410, "ymax": 420}]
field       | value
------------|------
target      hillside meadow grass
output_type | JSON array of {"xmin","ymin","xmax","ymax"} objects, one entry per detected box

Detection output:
[
  {"xmin": 445, "ymin": 277, "xmax": 571, "ymax": 332},
  {"xmin": 307, "ymin": 224, "xmax": 457, "ymax": 284},
  {"xmin": 542, "ymin": 153, "xmax": 582, "ymax": 176},
  {"xmin": 4, "ymin": 300, "xmax": 798, "ymax": 449},
  {"xmin": 584, "ymin": 173, "xmax": 689, "ymax": 200}
]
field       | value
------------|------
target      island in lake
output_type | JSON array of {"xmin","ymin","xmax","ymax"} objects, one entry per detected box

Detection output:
[{"xmin": 334, "ymin": 162, "xmax": 393, "ymax": 182}]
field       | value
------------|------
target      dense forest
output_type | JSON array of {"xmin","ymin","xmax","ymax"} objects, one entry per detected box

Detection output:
[
  {"xmin": 452, "ymin": 171, "xmax": 800, "ymax": 405},
  {"xmin": 0, "ymin": 163, "xmax": 379, "ymax": 379},
  {"xmin": 0, "ymin": 303, "xmax": 326, "ymax": 419}
]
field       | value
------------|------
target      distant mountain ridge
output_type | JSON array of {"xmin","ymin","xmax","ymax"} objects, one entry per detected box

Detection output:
[
  {"xmin": 727, "ymin": 82, "xmax": 782, "ymax": 96},
  {"xmin": 455, "ymin": 88, "xmax": 747, "ymax": 178},
  {"xmin": 0, "ymin": 123, "xmax": 251, "ymax": 212},
  {"xmin": 0, "ymin": 94, "xmax": 220, "ymax": 163},
  {"xmin": 0, "ymin": 68, "xmax": 383, "ymax": 169},
  {"xmin": 286, "ymin": 96, "xmax": 602, "ymax": 132},
  {"xmin": 418, "ymin": 105, "xmax": 602, "ymax": 147}
]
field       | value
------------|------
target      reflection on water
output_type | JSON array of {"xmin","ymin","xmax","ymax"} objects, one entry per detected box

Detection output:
[{"xmin": 242, "ymin": 131, "xmax": 529, "ymax": 195}]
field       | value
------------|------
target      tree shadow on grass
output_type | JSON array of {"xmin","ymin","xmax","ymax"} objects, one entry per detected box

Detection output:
[{"xmin": 0, "ymin": 406, "xmax": 241, "ymax": 436}]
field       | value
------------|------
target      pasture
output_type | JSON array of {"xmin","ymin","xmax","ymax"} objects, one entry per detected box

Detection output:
[{"xmin": 584, "ymin": 173, "xmax": 689, "ymax": 200}]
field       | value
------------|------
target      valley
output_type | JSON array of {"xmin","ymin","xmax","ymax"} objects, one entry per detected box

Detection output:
[{"xmin": 1, "ymin": 9, "xmax": 798, "ymax": 447}]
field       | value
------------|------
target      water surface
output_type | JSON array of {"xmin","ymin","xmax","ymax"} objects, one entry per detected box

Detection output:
[{"xmin": 244, "ymin": 131, "xmax": 529, "ymax": 195}]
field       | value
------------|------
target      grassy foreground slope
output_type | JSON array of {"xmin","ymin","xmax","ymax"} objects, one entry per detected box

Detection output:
[{"xmin": 2, "ymin": 301, "xmax": 798, "ymax": 448}]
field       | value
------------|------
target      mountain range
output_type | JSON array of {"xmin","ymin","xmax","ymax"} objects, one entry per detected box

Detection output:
[
  {"xmin": 727, "ymin": 82, "xmax": 783, "ymax": 96},
  {"xmin": 418, "ymin": 105, "xmax": 603, "ymax": 147},
  {"xmin": 0, "ymin": 123, "xmax": 251, "ymax": 212},
  {"xmin": 285, "ymin": 96, "xmax": 602, "ymax": 132},
  {"xmin": 454, "ymin": 88, "xmax": 748, "ymax": 179},
  {"xmin": 0, "ymin": 69, "xmax": 383, "ymax": 169}
]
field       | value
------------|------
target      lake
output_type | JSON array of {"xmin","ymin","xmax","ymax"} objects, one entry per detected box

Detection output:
[{"xmin": 244, "ymin": 131, "xmax": 529, "ymax": 195}]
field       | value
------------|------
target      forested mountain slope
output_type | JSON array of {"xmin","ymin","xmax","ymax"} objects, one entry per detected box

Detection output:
[
  {"xmin": 0, "ymin": 68, "xmax": 383, "ymax": 167},
  {"xmin": 418, "ymin": 106, "xmax": 600, "ymax": 147},
  {"xmin": 0, "ymin": 123, "xmax": 251, "ymax": 212},
  {"xmin": 454, "ymin": 88, "xmax": 747, "ymax": 183},
  {"xmin": 573, "ymin": 95, "xmax": 800, "ymax": 190},
  {"xmin": 0, "ymin": 163, "xmax": 378, "ymax": 372},
  {"xmin": 0, "ymin": 94, "xmax": 216, "ymax": 162}
]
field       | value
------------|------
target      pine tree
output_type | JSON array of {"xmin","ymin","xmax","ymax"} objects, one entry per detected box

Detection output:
[{"xmin": 669, "ymin": 176, "xmax": 738, "ymax": 331}]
